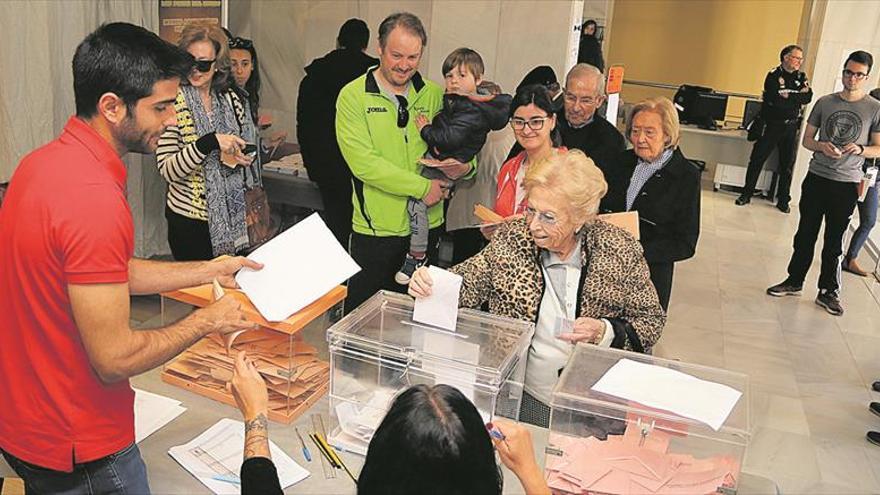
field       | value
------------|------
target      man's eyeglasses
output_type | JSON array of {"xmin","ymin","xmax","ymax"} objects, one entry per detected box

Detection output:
[
  {"xmin": 193, "ymin": 59, "xmax": 216, "ymax": 73},
  {"xmin": 563, "ymin": 92, "xmax": 599, "ymax": 106},
  {"xmin": 510, "ymin": 116, "xmax": 550, "ymax": 131},
  {"xmin": 229, "ymin": 37, "xmax": 253, "ymax": 49},
  {"xmin": 843, "ymin": 69, "xmax": 869, "ymax": 80},
  {"xmin": 524, "ymin": 206, "xmax": 558, "ymax": 226},
  {"xmin": 396, "ymin": 95, "xmax": 409, "ymax": 128}
]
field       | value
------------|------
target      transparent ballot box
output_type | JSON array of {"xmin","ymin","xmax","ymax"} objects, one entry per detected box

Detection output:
[
  {"xmin": 160, "ymin": 283, "xmax": 346, "ymax": 423},
  {"xmin": 326, "ymin": 291, "xmax": 535, "ymax": 455},
  {"xmin": 546, "ymin": 345, "xmax": 750, "ymax": 495}
]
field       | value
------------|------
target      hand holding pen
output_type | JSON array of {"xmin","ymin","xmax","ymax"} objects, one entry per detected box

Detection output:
[{"xmin": 488, "ymin": 419, "xmax": 551, "ymax": 495}]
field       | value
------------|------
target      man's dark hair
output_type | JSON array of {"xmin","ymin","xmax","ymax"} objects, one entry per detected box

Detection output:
[
  {"xmin": 582, "ymin": 19, "xmax": 598, "ymax": 30},
  {"xmin": 846, "ymin": 50, "xmax": 874, "ymax": 73},
  {"xmin": 377, "ymin": 12, "xmax": 427, "ymax": 49},
  {"xmin": 780, "ymin": 44, "xmax": 802, "ymax": 63},
  {"xmin": 338, "ymin": 18, "xmax": 370, "ymax": 51},
  {"xmin": 358, "ymin": 385, "xmax": 503, "ymax": 495},
  {"xmin": 73, "ymin": 22, "xmax": 193, "ymax": 118}
]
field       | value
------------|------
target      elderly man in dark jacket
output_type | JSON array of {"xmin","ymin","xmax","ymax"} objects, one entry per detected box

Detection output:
[
  {"xmin": 297, "ymin": 19, "xmax": 378, "ymax": 246},
  {"xmin": 507, "ymin": 64, "xmax": 624, "ymax": 176}
]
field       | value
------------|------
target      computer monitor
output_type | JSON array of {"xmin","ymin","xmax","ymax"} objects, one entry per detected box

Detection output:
[
  {"xmin": 741, "ymin": 100, "xmax": 762, "ymax": 129},
  {"xmin": 691, "ymin": 92, "xmax": 728, "ymax": 129}
]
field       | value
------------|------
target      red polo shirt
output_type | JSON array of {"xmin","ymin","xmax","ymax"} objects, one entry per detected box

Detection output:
[{"xmin": 0, "ymin": 117, "xmax": 135, "ymax": 471}]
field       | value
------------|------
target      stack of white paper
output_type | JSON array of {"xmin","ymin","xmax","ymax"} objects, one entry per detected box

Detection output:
[
  {"xmin": 169, "ymin": 418, "xmax": 309, "ymax": 495},
  {"xmin": 134, "ymin": 388, "xmax": 186, "ymax": 443},
  {"xmin": 591, "ymin": 358, "xmax": 742, "ymax": 431},
  {"xmin": 236, "ymin": 213, "xmax": 361, "ymax": 322}
]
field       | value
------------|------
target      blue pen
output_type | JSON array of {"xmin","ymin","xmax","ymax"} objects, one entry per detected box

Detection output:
[
  {"xmin": 295, "ymin": 427, "xmax": 312, "ymax": 462},
  {"xmin": 486, "ymin": 422, "xmax": 510, "ymax": 450},
  {"xmin": 211, "ymin": 473, "xmax": 241, "ymax": 485}
]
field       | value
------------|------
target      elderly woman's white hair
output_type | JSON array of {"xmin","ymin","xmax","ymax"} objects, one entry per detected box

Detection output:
[
  {"xmin": 523, "ymin": 149, "xmax": 608, "ymax": 224},
  {"xmin": 626, "ymin": 97, "xmax": 681, "ymax": 149}
]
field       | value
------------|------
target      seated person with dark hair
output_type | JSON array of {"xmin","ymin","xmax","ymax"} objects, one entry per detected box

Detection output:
[{"xmin": 230, "ymin": 353, "xmax": 549, "ymax": 495}]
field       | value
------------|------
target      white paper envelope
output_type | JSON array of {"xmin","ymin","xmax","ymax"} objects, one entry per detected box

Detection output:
[
  {"xmin": 412, "ymin": 266, "xmax": 462, "ymax": 331},
  {"xmin": 235, "ymin": 213, "xmax": 361, "ymax": 321}
]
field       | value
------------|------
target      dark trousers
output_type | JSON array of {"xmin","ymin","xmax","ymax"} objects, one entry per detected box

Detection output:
[
  {"xmin": 648, "ymin": 261, "xmax": 674, "ymax": 311},
  {"xmin": 742, "ymin": 121, "xmax": 798, "ymax": 205},
  {"xmin": 165, "ymin": 207, "xmax": 213, "ymax": 261},
  {"xmin": 2, "ymin": 443, "xmax": 150, "ymax": 495},
  {"xmin": 315, "ymin": 179, "xmax": 353, "ymax": 248},
  {"xmin": 345, "ymin": 226, "xmax": 443, "ymax": 314},
  {"xmin": 450, "ymin": 228, "xmax": 487, "ymax": 265},
  {"xmin": 787, "ymin": 173, "xmax": 859, "ymax": 293}
]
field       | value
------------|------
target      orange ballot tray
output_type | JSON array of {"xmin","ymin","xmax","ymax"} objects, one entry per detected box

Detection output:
[{"xmin": 160, "ymin": 284, "xmax": 346, "ymax": 424}]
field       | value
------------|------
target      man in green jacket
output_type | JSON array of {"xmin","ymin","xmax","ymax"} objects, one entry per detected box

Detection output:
[{"xmin": 336, "ymin": 12, "xmax": 472, "ymax": 312}]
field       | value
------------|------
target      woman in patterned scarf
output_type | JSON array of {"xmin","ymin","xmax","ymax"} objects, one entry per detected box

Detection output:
[{"xmin": 156, "ymin": 23, "xmax": 255, "ymax": 260}]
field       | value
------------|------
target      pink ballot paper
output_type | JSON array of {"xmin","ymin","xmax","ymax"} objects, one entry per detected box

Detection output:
[{"xmin": 545, "ymin": 424, "xmax": 739, "ymax": 494}]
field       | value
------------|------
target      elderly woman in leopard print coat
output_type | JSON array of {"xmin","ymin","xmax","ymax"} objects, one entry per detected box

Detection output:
[{"xmin": 409, "ymin": 149, "xmax": 665, "ymax": 426}]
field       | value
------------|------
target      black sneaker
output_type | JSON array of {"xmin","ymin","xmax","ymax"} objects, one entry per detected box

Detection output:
[
  {"xmin": 394, "ymin": 254, "xmax": 427, "ymax": 285},
  {"xmin": 870, "ymin": 402, "xmax": 880, "ymax": 418},
  {"xmin": 815, "ymin": 290, "xmax": 844, "ymax": 316},
  {"xmin": 766, "ymin": 280, "xmax": 803, "ymax": 297},
  {"xmin": 776, "ymin": 203, "xmax": 791, "ymax": 214},
  {"xmin": 873, "ymin": 381, "xmax": 880, "ymax": 393},
  {"xmin": 735, "ymin": 195, "xmax": 751, "ymax": 206},
  {"xmin": 868, "ymin": 431, "xmax": 880, "ymax": 447}
]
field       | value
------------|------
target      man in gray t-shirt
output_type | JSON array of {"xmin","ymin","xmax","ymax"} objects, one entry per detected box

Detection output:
[
  {"xmin": 806, "ymin": 91, "xmax": 880, "ymax": 182},
  {"xmin": 767, "ymin": 50, "xmax": 880, "ymax": 316}
]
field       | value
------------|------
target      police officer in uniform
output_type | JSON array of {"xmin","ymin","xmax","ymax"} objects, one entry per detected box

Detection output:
[{"xmin": 736, "ymin": 45, "xmax": 813, "ymax": 212}]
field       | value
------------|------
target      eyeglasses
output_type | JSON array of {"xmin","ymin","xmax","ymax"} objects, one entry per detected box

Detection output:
[
  {"xmin": 229, "ymin": 37, "xmax": 253, "ymax": 49},
  {"xmin": 524, "ymin": 206, "xmax": 558, "ymax": 226},
  {"xmin": 563, "ymin": 92, "xmax": 599, "ymax": 106},
  {"xmin": 843, "ymin": 69, "xmax": 869, "ymax": 80},
  {"xmin": 396, "ymin": 95, "xmax": 409, "ymax": 128},
  {"xmin": 193, "ymin": 59, "xmax": 216, "ymax": 73},
  {"xmin": 510, "ymin": 116, "xmax": 550, "ymax": 131}
]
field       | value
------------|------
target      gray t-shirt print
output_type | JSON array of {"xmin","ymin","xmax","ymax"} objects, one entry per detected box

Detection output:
[{"xmin": 807, "ymin": 93, "xmax": 880, "ymax": 182}]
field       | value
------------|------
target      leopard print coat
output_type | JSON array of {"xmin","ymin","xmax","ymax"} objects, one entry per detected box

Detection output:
[{"xmin": 450, "ymin": 217, "xmax": 665, "ymax": 353}]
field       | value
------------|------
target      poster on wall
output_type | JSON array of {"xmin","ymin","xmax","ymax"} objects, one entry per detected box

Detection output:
[{"xmin": 159, "ymin": 0, "xmax": 225, "ymax": 44}]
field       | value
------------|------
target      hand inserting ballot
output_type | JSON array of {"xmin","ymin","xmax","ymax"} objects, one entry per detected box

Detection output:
[{"xmin": 557, "ymin": 317, "xmax": 606, "ymax": 344}]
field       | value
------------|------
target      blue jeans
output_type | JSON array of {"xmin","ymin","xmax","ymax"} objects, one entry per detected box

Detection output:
[
  {"xmin": 2, "ymin": 443, "xmax": 150, "ymax": 495},
  {"xmin": 846, "ymin": 184, "xmax": 878, "ymax": 260}
]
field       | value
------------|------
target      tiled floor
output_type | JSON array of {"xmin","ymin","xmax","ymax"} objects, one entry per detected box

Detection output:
[
  {"xmin": 112, "ymin": 184, "xmax": 880, "ymax": 493},
  {"xmin": 653, "ymin": 186, "xmax": 880, "ymax": 494}
]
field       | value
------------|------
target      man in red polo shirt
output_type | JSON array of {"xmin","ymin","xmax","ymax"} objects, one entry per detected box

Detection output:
[{"xmin": 0, "ymin": 23, "xmax": 261, "ymax": 494}]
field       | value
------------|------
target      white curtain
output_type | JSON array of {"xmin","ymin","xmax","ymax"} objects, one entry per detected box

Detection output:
[
  {"xmin": 1, "ymin": 0, "xmax": 577, "ymax": 257},
  {"xmin": 0, "ymin": 0, "xmax": 170, "ymax": 256}
]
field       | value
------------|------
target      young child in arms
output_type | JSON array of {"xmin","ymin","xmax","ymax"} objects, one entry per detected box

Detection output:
[{"xmin": 396, "ymin": 48, "xmax": 511, "ymax": 284}]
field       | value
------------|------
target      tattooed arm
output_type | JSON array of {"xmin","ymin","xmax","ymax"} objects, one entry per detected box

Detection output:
[
  {"xmin": 232, "ymin": 351, "xmax": 284, "ymax": 495},
  {"xmin": 243, "ymin": 413, "xmax": 271, "ymax": 460},
  {"xmin": 232, "ymin": 351, "xmax": 271, "ymax": 460}
]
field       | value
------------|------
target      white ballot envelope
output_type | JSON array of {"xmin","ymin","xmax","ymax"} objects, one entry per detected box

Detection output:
[
  {"xmin": 235, "ymin": 213, "xmax": 361, "ymax": 322},
  {"xmin": 413, "ymin": 266, "xmax": 463, "ymax": 331}
]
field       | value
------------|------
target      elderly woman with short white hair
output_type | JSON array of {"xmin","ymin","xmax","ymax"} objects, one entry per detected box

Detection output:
[
  {"xmin": 409, "ymin": 149, "xmax": 665, "ymax": 427},
  {"xmin": 601, "ymin": 97, "xmax": 702, "ymax": 312}
]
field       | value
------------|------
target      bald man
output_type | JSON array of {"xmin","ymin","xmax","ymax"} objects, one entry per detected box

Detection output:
[{"xmin": 507, "ymin": 63, "xmax": 624, "ymax": 176}]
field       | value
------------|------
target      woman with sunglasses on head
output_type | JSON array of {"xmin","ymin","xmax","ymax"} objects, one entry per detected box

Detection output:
[
  {"xmin": 409, "ymin": 149, "xmax": 665, "ymax": 427},
  {"xmin": 485, "ymin": 85, "xmax": 565, "ymax": 239},
  {"xmin": 157, "ymin": 23, "xmax": 255, "ymax": 261}
]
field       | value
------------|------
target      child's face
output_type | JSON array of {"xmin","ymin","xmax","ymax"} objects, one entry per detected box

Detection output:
[{"xmin": 444, "ymin": 64, "xmax": 481, "ymax": 94}]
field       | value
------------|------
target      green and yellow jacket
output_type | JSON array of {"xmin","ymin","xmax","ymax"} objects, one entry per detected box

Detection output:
[{"xmin": 335, "ymin": 68, "xmax": 446, "ymax": 237}]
